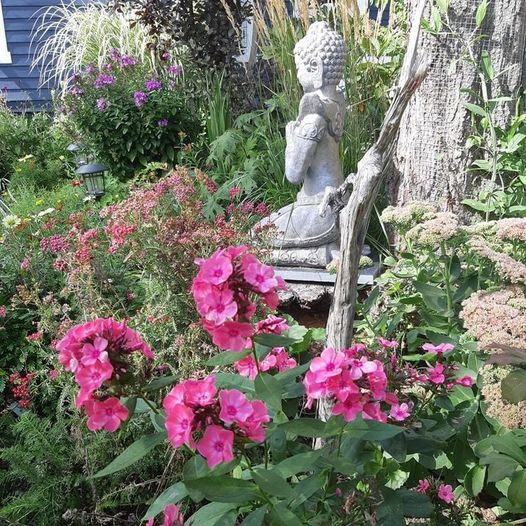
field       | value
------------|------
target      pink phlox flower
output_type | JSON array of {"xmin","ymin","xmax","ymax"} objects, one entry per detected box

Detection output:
[
  {"xmin": 327, "ymin": 370, "xmax": 359, "ymax": 402},
  {"xmin": 274, "ymin": 348, "xmax": 296, "ymax": 372},
  {"xmin": 333, "ymin": 393, "xmax": 363, "ymax": 422},
  {"xmin": 197, "ymin": 424, "xmax": 234, "ymax": 468},
  {"xmin": 199, "ymin": 287, "xmax": 237, "ymax": 324},
  {"xmin": 417, "ymin": 479, "xmax": 430, "ymax": 494},
  {"xmin": 310, "ymin": 347, "xmax": 345, "ymax": 383},
  {"xmin": 80, "ymin": 337, "xmax": 109, "ymax": 366},
  {"xmin": 427, "ymin": 362, "xmax": 446, "ymax": 384},
  {"xmin": 238, "ymin": 400, "xmax": 269, "ymax": 442},
  {"xmin": 303, "ymin": 370, "xmax": 329, "ymax": 408},
  {"xmin": 385, "ymin": 392, "xmax": 399, "ymax": 406},
  {"xmin": 225, "ymin": 245, "xmax": 248, "ymax": 259},
  {"xmin": 242, "ymin": 256, "xmax": 279, "ymax": 293},
  {"xmin": 211, "ymin": 321, "xmax": 253, "ymax": 352},
  {"xmin": 163, "ymin": 504, "xmax": 184, "ymax": 526},
  {"xmin": 75, "ymin": 360, "xmax": 114, "ymax": 407},
  {"xmin": 184, "ymin": 376, "xmax": 217, "ymax": 407},
  {"xmin": 165, "ymin": 403, "xmax": 194, "ymax": 448},
  {"xmin": 195, "ymin": 249, "xmax": 233, "ymax": 285},
  {"xmin": 219, "ymin": 389, "xmax": 253, "ymax": 425},
  {"xmin": 437, "ymin": 484, "xmax": 455, "ymax": 504},
  {"xmin": 261, "ymin": 290, "xmax": 280, "ymax": 310},
  {"xmin": 422, "ymin": 342, "xmax": 455, "ymax": 354},
  {"xmin": 256, "ymin": 315, "xmax": 289, "ymax": 335},
  {"xmin": 377, "ymin": 337, "xmax": 398, "ymax": 348},
  {"xmin": 389, "ymin": 402, "xmax": 411, "ymax": 421},
  {"xmin": 362, "ymin": 401, "xmax": 387, "ymax": 423},
  {"xmin": 367, "ymin": 369, "xmax": 388, "ymax": 400},
  {"xmin": 163, "ymin": 383, "xmax": 187, "ymax": 411},
  {"xmin": 456, "ymin": 375, "xmax": 474, "ymax": 387},
  {"xmin": 235, "ymin": 355, "xmax": 258, "ymax": 379},
  {"xmin": 58, "ymin": 346, "xmax": 81, "ymax": 372},
  {"xmin": 85, "ymin": 397, "xmax": 128, "ymax": 432},
  {"xmin": 260, "ymin": 353, "xmax": 277, "ymax": 372}
]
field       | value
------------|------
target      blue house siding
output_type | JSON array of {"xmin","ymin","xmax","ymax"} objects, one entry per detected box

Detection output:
[{"xmin": 1, "ymin": 0, "xmax": 60, "ymax": 110}]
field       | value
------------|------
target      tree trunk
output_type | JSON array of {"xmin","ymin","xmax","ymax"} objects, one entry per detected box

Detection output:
[{"xmin": 389, "ymin": 0, "xmax": 526, "ymax": 217}]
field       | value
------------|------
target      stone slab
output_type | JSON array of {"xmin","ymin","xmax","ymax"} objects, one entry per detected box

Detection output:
[{"xmin": 275, "ymin": 262, "xmax": 380, "ymax": 285}]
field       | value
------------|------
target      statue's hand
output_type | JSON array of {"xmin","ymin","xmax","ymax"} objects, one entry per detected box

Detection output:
[
  {"xmin": 318, "ymin": 182, "xmax": 351, "ymax": 217},
  {"xmin": 285, "ymin": 121, "xmax": 296, "ymax": 142}
]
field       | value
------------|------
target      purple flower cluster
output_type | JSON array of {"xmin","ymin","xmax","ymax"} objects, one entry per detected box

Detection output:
[
  {"xmin": 70, "ymin": 86, "xmax": 84, "ymax": 97},
  {"xmin": 157, "ymin": 119, "xmax": 169, "ymax": 127},
  {"xmin": 145, "ymin": 78, "xmax": 162, "ymax": 91},
  {"xmin": 94, "ymin": 74, "xmax": 115, "ymax": 89},
  {"xmin": 168, "ymin": 65, "xmax": 180, "ymax": 76},
  {"xmin": 121, "ymin": 55, "xmax": 137, "ymax": 68},
  {"xmin": 134, "ymin": 91, "xmax": 148, "ymax": 107},
  {"xmin": 96, "ymin": 98, "xmax": 110, "ymax": 111}
]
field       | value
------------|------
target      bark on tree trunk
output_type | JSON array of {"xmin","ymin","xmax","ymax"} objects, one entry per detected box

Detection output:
[{"xmin": 389, "ymin": 0, "xmax": 526, "ymax": 217}]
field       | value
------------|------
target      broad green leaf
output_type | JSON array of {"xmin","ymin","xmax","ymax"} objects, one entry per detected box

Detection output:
[
  {"xmin": 481, "ymin": 50, "xmax": 494, "ymax": 80},
  {"xmin": 436, "ymin": 0, "xmax": 448, "ymax": 13},
  {"xmin": 274, "ymin": 362, "xmax": 310, "ymax": 384},
  {"xmin": 431, "ymin": 6, "xmax": 442, "ymax": 32},
  {"xmin": 476, "ymin": 0, "xmax": 487, "ymax": 27},
  {"xmin": 464, "ymin": 102, "xmax": 487, "ymax": 118},
  {"xmin": 412, "ymin": 281, "xmax": 447, "ymax": 313},
  {"xmin": 252, "ymin": 468, "xmax": 293, "ymax": 498},
  {"xmin": 185, "ymin": 476, "xmax": 260, "ymax": 503},
  {"xmin": 215, "ymin": 373, "xmax": 255, "ymax": 393},
  {"xmin": 143, "ymin": 482, "xmax": 188, "ymax": 520},
  {"xmin": 288, "ymin": 472, "xmax": 326, "ymax": 509},
  {"xmin": 275, "ymin": 449, "xmax": 325, "ymax": 478},
  {"xmin": 270, "ymin": 501, "xmax": 303, "ymax": 526},
  {"xmin": 254, "ymin": 373, "xmax": 282, "ymax": 413},
  {"xmin": 207, "ymin": 349, "xmax": 251, "ymax": 367},
  {"xmin": 144, "ymin": 375, "xmax": 179, "ymax": 391},
  {"xmin": 492, "ymin": 433, "xmax": 526, "ymax": 464},
  {"xmin": 398, "ymin": 489, "xmax": 433, "ymax": 518},
  {"xmin": 464, "ymin": 465, "xmax": 486, "ymax": 497},
  {"xmin": 253, "ymin": 333, "xmax": 297, "ymax": 348},
  {"xmin": 508, "ymin": 469, "xmax": 526, "ymax": 507},
  {"xmin": 346, "ymin": 419, "xmax": 404, "ymax": 441},
  {"xmin": 187, "ymin": 502, "xmax": 237, "ymax": 526},
  {"xmin": 184, "ymin": 455, "xmax": 209, "ymax": 480},
  {"xmin": 92, "ymin": 432, "xmax": 166, "ymax": 478},
  {"xmin": 279, "ymin": 418, "xmax": 327, "ymax": 438},
  {"xmin": 240, "ymin": 506, "xmax": 267, "ymax": 526},
  {"xmin": 480, "ymin": 453, "xmax": 520, "ymax": 483},
  {"xmin": 501, "ymin": 369, "xmax": 526, "ymax": 404}
]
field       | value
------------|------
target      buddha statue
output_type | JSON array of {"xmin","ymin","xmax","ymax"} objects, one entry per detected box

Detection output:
[{"xmin": 256, "ymin": 21, "xmax": 347, "ymax": 268}]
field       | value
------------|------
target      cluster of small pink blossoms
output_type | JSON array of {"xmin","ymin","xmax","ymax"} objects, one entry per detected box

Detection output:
[
  {"xmin": 192, "ymin": 246, "xmax": 286, "ymax": 352},
  {"xmin": 236, "ymin": 345, "xmax": 297, "ymax": 379},
  {"xmin": 303, "ymin": 344, "xmax": 405, "ymax": 423},
  {"xmin": 304, "ymin": 340, "xmax": 474, "ymax": 423},
  {"xmin": 417, "ymin": 478, "xmax": 455, "ymax": 504},
  {"xmin": 163, "ymin": 375, "xmax": 269, "ymax": 468},
  {"xmin": 57, "ymin": 318, "xmax": 154, "ymax": 432}
]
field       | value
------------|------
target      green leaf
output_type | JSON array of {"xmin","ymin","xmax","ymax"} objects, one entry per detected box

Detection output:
[
  {"xmin": 289, "ymin": 472, "xmax": 326, "ymax": 509},
  {"xmin": 431, "ymin": 6, "xmax": 442, "ymax": 32},
  {"xmin": 279, "ymin": 418, "xmax": 327, "ymax": 438},
  {"xmin": 274, "ymin": 362, "xmax": 310, "ymax": 384},
  {"xmin": 476, "ymin": 0, "xmax": 488, "ymax": 27},
  {"xmin": 92, "ymin": 432, "xmax": 166, "ymax": 478},
  {"xmin": 270, "ymin": 501, "xmax": 303, "ymax": 526},
  {"xmin": 480, "ymin": 453, "xmax": 520, "ymax": 483},
  {"xmin": 183, "ymin": 455, "xmax": 209, "ymax": 481},
  {"xmin": 184, "ymin": 476, "xmax": 260, "ymax": 503},
  {"xmin": 240, "ymin": 506, "xmax": 267, "ymax": 526},
  {"xmin": 346, "ymin": 419, "xmax": 404, "ymax": 441},
  {"xmin": 480, "ymin": 50, "xmax": 494, "ymax": 80},
  {"xmin": 253, "ymin": 334, "xmax": 297, "ymax": 348},
  {"xmin": 254, "ymin": 373, "xmax": 282, "ymax": 413},
  {"xmin": 187, "ymin": 502, "xmax": 238, "ymax": 526},
  {"xmin": 215, "ymin": 373, "xmax": 255, "ymax": 393},
  {"xmin": 398, "ymin": 489, "xmax": 432, "ymax": 518},
  {"xmin": 144, "ymin": 375, "xmax": 179, "ymax": 391},
  {"xmin": 436, "ymin": 0, "xmax": 448, "ymax": 13},
  {"xmin": 412, "ymin": 281, "xmax": 447, "ymax": 313},
  {"xmin": 252, "ymin": 468, "xmax": 293, "ymax": 498},
  {"xmin": 464, "ymin": 102, "xmax": 487, "ymax": 118},
  {"xmin": 508, "ymin": 469, "xmax": 526, "ymax": 507},
  {"xmin": 501, "ymin": 369, "xmax": 526, "ymax": 403},
  {"xmin": 143, "ymin": 482, "xmax": 188, "ymax": 520},
  {"xmin": 207, "ymin": 349, "xmax": 251, "ymax": 367},
  {"xmin": 275, "ymin": 449, "xmax": 325, "ymax": 478},
  {"xmin": 464, "ymin": 465, "xmax": 486, "ymax": 497}
]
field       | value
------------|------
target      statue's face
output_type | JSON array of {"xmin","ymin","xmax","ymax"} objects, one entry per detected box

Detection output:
[{"xmin": 295, "ymin": 53, "xmax": 323, "ymax": 92}]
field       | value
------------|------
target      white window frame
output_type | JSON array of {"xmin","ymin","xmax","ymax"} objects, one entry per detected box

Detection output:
[{"xmin": 0, "ymin": 0, "xmax": 12, "ymax": 64}]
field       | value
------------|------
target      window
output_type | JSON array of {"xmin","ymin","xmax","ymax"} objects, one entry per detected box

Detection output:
[{"xmin": 0, "ymin": 0, "xmax": 11, "ymax": 64}]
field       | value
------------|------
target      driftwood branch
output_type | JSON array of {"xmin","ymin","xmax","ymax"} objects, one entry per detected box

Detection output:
[{"xmin": 325, "ymin": 0, "xmax": 429, "ymax": 352}]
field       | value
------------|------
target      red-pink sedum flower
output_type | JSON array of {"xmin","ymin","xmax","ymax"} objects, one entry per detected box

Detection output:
[
  {"xmin": 85, "ymin": 397, "xmax": 129, "ymax": 432},
  {"xmin": 197, "ymin": 425, "xmax": 234, "ymax": 468}
]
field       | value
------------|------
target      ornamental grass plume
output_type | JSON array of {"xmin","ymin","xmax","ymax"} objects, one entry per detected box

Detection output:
[
  {"xmin": 468, "ymin": 237, "xmax": 526, "ymax": 284},
  {"xmin": 460, "ymin": 286, "xmax": 526, "ymax": 349}
]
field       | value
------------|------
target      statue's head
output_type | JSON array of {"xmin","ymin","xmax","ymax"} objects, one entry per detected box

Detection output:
[{"xmin": 294, "ymin": 21, "xmax": 346, "ymax": 92}]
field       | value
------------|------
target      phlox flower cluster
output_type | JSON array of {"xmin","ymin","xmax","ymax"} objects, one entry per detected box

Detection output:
[
  {"xmin": 417, "ymin": 478, "xmax": 455, "ymax": 504},
  {"xmin": 163, "ymin": 375, "xmax": 269, "ymax": 468},
  {"xmin": 303, "ymin": 345, "xmax": 403, "ymax": 423},
  {"xmin": 57, "ymin": 318, "xmax": 154, "ymax": 432},
  {"xmin": 236, "ymin": 345, "xmax": 297, "ymax": 380},
  {"xmin": 192, "ymin": 246, "xmax": 286, "ymax": 352}
]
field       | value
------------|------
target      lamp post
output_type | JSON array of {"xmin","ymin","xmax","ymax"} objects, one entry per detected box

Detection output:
[{"xmin": 76, "ymin": 163, "xmax": 107, "ymax": 200}]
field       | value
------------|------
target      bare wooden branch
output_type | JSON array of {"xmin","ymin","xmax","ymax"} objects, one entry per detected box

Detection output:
[{"xmin": 325, "ymin": 0, "xmax": 429, "ymax": 352}]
